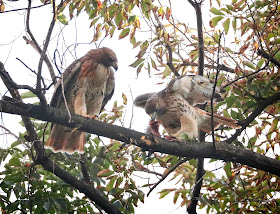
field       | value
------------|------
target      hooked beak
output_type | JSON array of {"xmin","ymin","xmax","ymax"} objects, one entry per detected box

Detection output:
[{"xmin": 112, "ymin": 62, "xmax": 118, "ymax": 71}]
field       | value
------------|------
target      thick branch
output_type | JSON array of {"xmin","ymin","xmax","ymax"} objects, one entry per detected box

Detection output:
[
  {"xmin": 257, "ymin": 49, "xmax": 280, "ymax": 68},
  {"xmin": 2, "ymin": 98, "xmax": 280, "ymax": 176},
  {"xmin": 37, "ymin": 156, "xmax": 121, "ymax": 214}
]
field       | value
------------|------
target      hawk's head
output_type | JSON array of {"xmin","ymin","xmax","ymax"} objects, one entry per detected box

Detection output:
[{"xmin": 95, "ymin": 47, "xmax": 118, "ymax": 71}]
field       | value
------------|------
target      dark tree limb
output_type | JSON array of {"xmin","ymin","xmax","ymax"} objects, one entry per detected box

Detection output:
[
  {"xmin": 187, "ymin": 1, "xmax": 205, "ymax": 212},
  {"xmin": 257, "ymin": 49, "xmax": 280, "ymax": 68},
  {"xmin": 2, "ymin": 97, "xmax": 280, "ymax": 176}
]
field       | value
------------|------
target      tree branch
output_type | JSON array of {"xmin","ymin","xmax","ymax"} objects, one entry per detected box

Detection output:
[
  {"xmin": 257, "ymin": 49, "xmax": 280, "ymax": 68},
  {"xmin": 2, "ymin": 97, "xmax": 280, "ymax": 176}
]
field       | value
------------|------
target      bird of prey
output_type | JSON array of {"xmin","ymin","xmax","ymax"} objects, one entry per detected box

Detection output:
[
  {"xmin": 45, "ymin": 47, "xmax": 118, "ymax": 153},
  {"xmin": 134, "ymin": 75, "xmax": 240, "ymax": 140},
  {"xmin": 134, "ymin": 75, "xmax": 225, "ymax": 108}
]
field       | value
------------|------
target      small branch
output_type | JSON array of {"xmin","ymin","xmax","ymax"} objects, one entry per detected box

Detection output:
[
  {"xmin": 1, "ymin": 2, "xmax": 50, "ymax": 13},
  {"xmin": 147, "ymin": 157, "xmax": 190, "ymax": 197},
  {"xmin": 152, "ymin": 10, "xmax": 180, "ymax": 76},
  {"xmin": 36, "ymin": 0, "xmax": 58, "ymax": 91},
  {"xmin": 0, "ymin": 125, "xmax": 30, "ymax": 149},
  {"xmin": 211, "ymin": 33, "xmax": 223, "ymax": 149},
  {"xmin": 179, "ymin": 61, "xmax": 235, "ymax": 73},
  {"xmin": 222, "ymin": 60, "xmax": 270, "ymax": 89}
]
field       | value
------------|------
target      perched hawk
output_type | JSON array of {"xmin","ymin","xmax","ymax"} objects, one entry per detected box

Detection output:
[
  {"xmin": 45, "ymin": 47, "xmax": 118, "ymax": 153},
  {"xmin": 134, "ymin": 75, "xmax": 225, "ymax": 108},
  {"xmin": 134, "ymin": 75, "xmax": 240, "ymax": 140}
]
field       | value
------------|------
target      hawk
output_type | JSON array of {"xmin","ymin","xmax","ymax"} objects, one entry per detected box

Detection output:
[
  {"xmin": 45, "ymin": 47, "xmax": 118, "ymax": 153},
  {"xmin": 134, "ymin": 75, "xmax": 225, "ymax": 108},
  {"xmin": 134, "ymin": 75, "xmax": 240, "ymax": 140}
]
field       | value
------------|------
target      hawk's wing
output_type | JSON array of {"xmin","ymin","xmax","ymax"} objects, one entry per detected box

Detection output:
[
  {"xmin": 101, "ymin": 68, "xmax": 115, "ymax": 111},
  {"xmin": 167, "ymin": 75, "xmax": 225, "ymax": 105},
  {"xmin": 50, "ymin": 59, "xmax": 82, "ymax": 110},
  {"xmin": 133, "ymin": 92, "xmax": 157, "ymax": 109}
]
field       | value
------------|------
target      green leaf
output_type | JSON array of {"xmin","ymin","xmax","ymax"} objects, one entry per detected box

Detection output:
[
  {"xmin": 53, "ymin": 198, "xmax": 67, "ymax": 210},
  {"xmin": 21, "ymin": 91, "xmax": 36, "ymax": 99},
  {"xmin": 223, "ymin": 162, "xmax": 232, "ymax": 178},
  {"xmin": 223, "ymin": 18, "xmax": 230, "ymax": 34},
  {"xmin": 256, "ymin": 58, "xmax": 265, "ymax": 69},
  {"xmin": 57, "ymin": 13, "xmax": 68, "ymax": 25},
  {"xmin": 159, "ymin": 188, "xmax": 175, "ymax": 199},
  {"xmin": 225, "ymin": 96, "xmax": 236, "ymax": 108},
  {"xmin": 210, "ymin": 7, "xmax": 224, "ymax": 15},
  {"xmin": 210, "ymin": 16, "xmax": 224, "ymax": 27},
  {"xmin": 232, "ymin": 18, "xmax": 237, "ymax": 32},
  {"xmin": 129, "ymin": 58, "xmax": 145, "ymax": 68},
  {"xmin": 244, "ymin": 61, "xmax": 255, "ymax": 69},
  {"xmin": 119, "ymin": 28, "xmax": 130, "ymax": 39}
]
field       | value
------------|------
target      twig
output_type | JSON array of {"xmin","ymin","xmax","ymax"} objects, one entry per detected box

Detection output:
[
  {"xmin": 36, "ymin": 0, "xmax": 58, "ymax": 91},
  {"xmin": 2, "ymin": 2, "xmax": 50, "ymax": 13},
  {"xmin": 211, "ymin": 33, "xmax": 223, "ymax": 149},
  {"xmin": 147, "ymin": 157, "xmax": 190, "ymax": 197},
  {"xmin": 0, "ymin": 125, "xmax": 30, "ymax": 149},
  {"xmin": 222, "ymin": 61, "xmax": 270, "ymax": 88}
]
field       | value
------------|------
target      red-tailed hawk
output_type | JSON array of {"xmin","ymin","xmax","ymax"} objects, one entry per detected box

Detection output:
[
  {"xmin": 134, "ymin": 75, "xmax": 240, "ymax": 140},
  {"xmin": 45, "ymin": 47, "xmax": 118, "ymax": 153}
]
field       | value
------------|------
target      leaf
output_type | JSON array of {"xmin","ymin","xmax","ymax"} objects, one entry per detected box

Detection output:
[
  {"xmin": 57, "ymin": 13, "xmax": 68, "ymax": 25},
  {"xmin": 244, "ymin": 61, "xmax": 255, "ymax": 69},
  {"xmin": 118, "ymin": 28, "xmax": 130, "ymax": 39},
  {"xmin": 97, "ymin": 169, "xmax": 114, "ymax": 177},
  {"xmin": 209, "ymin": 16, "xmax": 224, "ymax": 27},
  {"xmin": 223, "ymin": 162, "xmax": 232, "ymax": 178},
  {"xmin": 136, "ymin": 63, "xmax": 144, "ymax": 76},
  {"xmin": 223, "ymin": 18, "xmax": 230, "ymax": 34},
  {"xmin": 21, "ymin": 91, "xmax": 36, "ymax": 99},
  {"xmin": 232, "ymin": 18, "xmax": 237, "ymax": 32},
  {"xmin": 225, "ymin": 96, "xmax": 236, "ymax": 108},
  {"xmin": 106, "ymin": 175, "xmax": 117, "ymax": 191},
  {"xmin": 129, "ymin": 58, "xmax": 145, "ymax": 68},
  {"xmin": 210, "ymin": 7, "xmax": 224, "ymax": 15},
  {"xmin": 159, "ymin": 188, "xmax": 176, "ymax": 199}
]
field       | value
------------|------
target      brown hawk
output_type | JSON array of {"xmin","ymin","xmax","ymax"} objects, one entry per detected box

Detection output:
[
  {"xmin": 45, "ymin": 47, "xmax": 118, "ymax": 153},
  {"xmin": 134, "ymin": 75, "xmax": 240, "ymax": 140}
]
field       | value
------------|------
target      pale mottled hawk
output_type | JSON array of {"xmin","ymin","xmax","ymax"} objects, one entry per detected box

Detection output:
[
  {"xmin": 134, "ymin": 75, "xmax": 240, "ymax": 139},
  {"xmin": 45, "ymin": 47, "xmax": 118, "ymax": 153}
]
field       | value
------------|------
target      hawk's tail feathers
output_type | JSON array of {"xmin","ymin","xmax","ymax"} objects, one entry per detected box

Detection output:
[
  {"xmin": 200, "ymin": 112, "xmax": 241, "ymax": 133},
  {"xmin": 45, "ymin": 124, "xmax": 85, "ymax": 154}
]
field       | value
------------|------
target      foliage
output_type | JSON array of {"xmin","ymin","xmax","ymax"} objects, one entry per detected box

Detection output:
[{"xmin": 1, "ymin": 0, "xmax": 280, "ymax": 213}]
